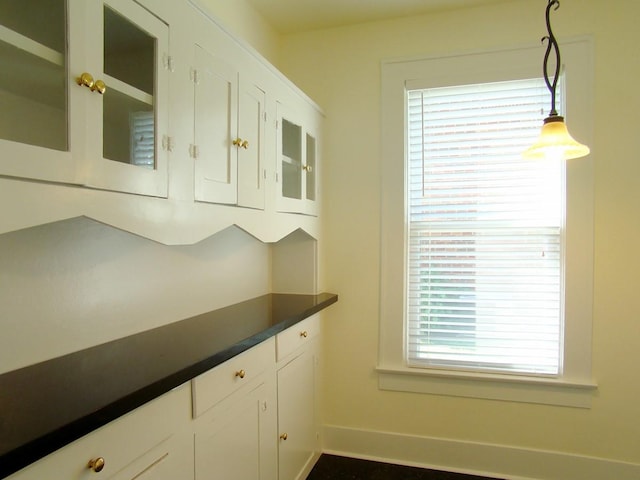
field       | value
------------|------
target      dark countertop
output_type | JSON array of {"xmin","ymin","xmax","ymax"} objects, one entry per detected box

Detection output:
[{"xmin": 0, "ymin": 292, "xmax": 338, "ymax": 479}]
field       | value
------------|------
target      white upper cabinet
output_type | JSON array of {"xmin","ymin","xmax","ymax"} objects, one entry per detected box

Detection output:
[
  {"xmin": 276, "ymin": 101, "xmax": 319, "ymax": 216},
  {"xmin": 237, "ymin": 78, "xmax": 267, "ymax": 210},
  {"xmin": 192, "ymin": 11, "xmax": 266, "ymax": 210},
  {"xmin": 82, "ymin": 0, "xmax": 170, "ymax": 197},
  {"xmin": 0, "ymin": 0, "xmax": 77, "ymax": 183},
  {"xmin": 0, "ymin": 0, "xmax": 170, "ymax": 197},
  {"xmin": 0, "ymin": 0, "xmax": 322, "ymax": 243},
  {"xmin": 193, "ymin": 45, "xmax": 239, "ymax": 205}
]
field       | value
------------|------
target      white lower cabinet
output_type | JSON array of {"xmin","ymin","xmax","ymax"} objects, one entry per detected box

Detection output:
[
  {"xmin": 190, "ymin": 320, "xmax": 322, "ymax": 480},
  {"xmin": 8, "ymin": 383, "xmax": 194, "ymax": 480},
  {"xmin": 192, "ymin": 338, "xmax": 277, "ymax": 480},
  {"xmin": 276, "ymin": 315, "xmax": 321, "ymax": 480},
  {"xmin": 106, "ymin": 432, "xmax": 193, "ymax": 480},
  {"xmin": 9, "ymin": 321, "xmax": 322, "ymax": 480},
  {"xmin": 194, "ymin": 377, "xmax": 277, "ymax": 480}
]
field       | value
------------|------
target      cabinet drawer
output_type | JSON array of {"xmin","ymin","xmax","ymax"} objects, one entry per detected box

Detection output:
[
  {"xmin": 192, "ymin": 337, "xmax": 275, "ymax": 417},
  {"xmin": 276, "ymin": 314, "xmax": 320, "ymax": 362},
  {"xmin": 9, "ymin": 383, "xmax": 191, "ymax": 480}
]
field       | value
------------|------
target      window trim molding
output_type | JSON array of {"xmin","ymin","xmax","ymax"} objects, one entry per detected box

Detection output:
[
  {"xmin": 378, "ymin": 39, "xmax": 596, "ymax": 408},
  {"xmin": 377, "ymin": 366, "xmax": 597, "ymax": 408}
]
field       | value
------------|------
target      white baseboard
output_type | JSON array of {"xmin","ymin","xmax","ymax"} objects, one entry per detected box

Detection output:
[
  {"xmin": 322, "ymin": 424, "xmax": 640, "ymax": 480},
  {"xmin": 296, "ymin": 450, "xmax": 321, "ymax": 480}
]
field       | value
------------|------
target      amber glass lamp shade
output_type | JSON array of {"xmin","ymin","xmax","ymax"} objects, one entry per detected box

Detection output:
[{"xmin": 523, "ymin": 115, "xmax": 590, "ymax": 161}]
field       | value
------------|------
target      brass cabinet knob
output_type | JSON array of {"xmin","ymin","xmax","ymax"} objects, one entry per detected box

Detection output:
[
  {"xmin": 300, "ymin": 331, "xmax": 308, "ymax": 338},
  {"xmin": 91, "ymin": 79, "xmax": 107, "ymax": 95},
  {"xmin": 77, "ymin": 72, "xmax": 95, "ymax": 89},
  {"xmin": 235, "ymin": 369, "xmax": 246, "ymax": 379},
  {"xmin": 302, "ymin": 164, "xmax": 313, "ymax": 172},
  {"xmin": 279, "ymin": 433, "xmax": 288, "ymax": 440},
  {"xmin": 88, "ymin": 457, "xmax": 105, "ymax": 473},
  {"xmin": 233, "ymin": 138, "xmax": 249, "ymax": 149}
]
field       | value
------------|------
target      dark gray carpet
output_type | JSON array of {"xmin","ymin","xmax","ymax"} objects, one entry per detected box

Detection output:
[{"xmin": 306, "ymin": 454, "xmax": 502, "ymax": 480}]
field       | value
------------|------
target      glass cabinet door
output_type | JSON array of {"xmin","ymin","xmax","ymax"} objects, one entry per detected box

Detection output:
[
  {"xmin": 103, "ymin": 4, "xmax": 155, "ymax": 168},
  {"xmin": 0, "ymin": 0, "xmax": 169, "ymax": 195},
  {"xmin": 0, "ymin": 0, "xmax": 78, "ymax": 183},
  {"xmin": 277, "ymin": 102, "xmax": 319, "ymax": 216},
  {"xmin": 0, "ymin": 0, "xmax": 66, "ymax": 150},
  {"xmin": 281, "ymin": 118, "xmax": 302, "ymax": 201},
  {"xmin": 84, "ymin": 0, "xmax": 169, "ymax": 197}
]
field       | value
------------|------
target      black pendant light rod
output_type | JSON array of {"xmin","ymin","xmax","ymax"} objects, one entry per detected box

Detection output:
[{"xmin": 542, "ymin": 0, "xmax": 561, "ymax": 118}]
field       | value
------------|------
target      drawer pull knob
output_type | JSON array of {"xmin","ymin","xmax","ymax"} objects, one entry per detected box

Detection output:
[
  {"xmin": 300, "ymin": 331, "xmax": 308, "ymax": 338},
  {"xmin": 88, "ymin": 457, "xmax": 105, "ymax": 473},
  {"xmin": 280, "ymin": 433, "xmax": 288, "ymax": 440},
  {"xmin": 235, "ymin": 369, "xmax": 246, "ymax": 379}
]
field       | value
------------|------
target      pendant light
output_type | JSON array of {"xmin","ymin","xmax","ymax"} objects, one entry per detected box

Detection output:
[{"xmin": 523, "ymin": 0, "xmax": 590, "ymax": 161}]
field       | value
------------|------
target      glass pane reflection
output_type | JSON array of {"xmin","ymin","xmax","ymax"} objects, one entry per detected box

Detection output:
[
  {"xmin": 0, "ymin": 0, "xmax": 67, "ymax": 150},
  {"xmin": 103, "ymin": 88, "xmax": 154, "ymax": 168},
  {"xmin": 282, "ymin": 119, "xmax": 302, "ymax": 200},
  {"xmin": 103, "ymin": 5, "xmax": 156, "ymax": 169}
]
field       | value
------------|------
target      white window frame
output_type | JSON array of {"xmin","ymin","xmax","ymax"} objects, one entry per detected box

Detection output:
[{"xmin": 378, "ymin": 38, "xmax": 596, "ymax": 408}]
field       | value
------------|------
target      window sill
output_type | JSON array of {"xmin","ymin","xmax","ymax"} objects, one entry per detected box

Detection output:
[{"xmin": 376, "ymin": 365, "xmax": 597, "ymax": 408}]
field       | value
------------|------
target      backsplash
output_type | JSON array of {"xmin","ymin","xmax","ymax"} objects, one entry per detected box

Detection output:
[{"xmin": 0, "ymin": 217, "xmax": 271, "ymax": 374}]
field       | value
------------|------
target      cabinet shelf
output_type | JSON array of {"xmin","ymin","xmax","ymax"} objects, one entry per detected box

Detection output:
[
  {"xmin": 282, "ymin": 154, "xmax": 300, "ymax": 166},
  {"xmin": 0, "ymin": 25, "xmax": 63, "ymax": 66},
  {"xmin": 0, "ymin": 26, "xmax": 65, "ymax": 116},
  {"xmin": 104, "ymin": 73, "xmax": 154, "ymax": 106},
  {"xmin": 0, "ymin": 24, "xmax": 63, "ymax": 66}
]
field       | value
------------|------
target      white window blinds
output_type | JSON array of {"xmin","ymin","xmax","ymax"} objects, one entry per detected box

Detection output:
[
  {"xmin": 130, "ymin": 111, "xmax": 155, "ymax": 169},
  {"xmin": 407, "ymin": 78, "xmax": 564, "ymax": 376}
]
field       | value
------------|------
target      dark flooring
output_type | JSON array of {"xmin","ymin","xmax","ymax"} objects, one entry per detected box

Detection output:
[{"xmin": 306, "ymin": 454, "xmax": 502, "ymax": 480}]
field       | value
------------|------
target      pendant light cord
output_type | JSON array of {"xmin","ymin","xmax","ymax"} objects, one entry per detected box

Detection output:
[{"xmin": 542, "ymin": 0, "xmax": 561, "ymax": 117}]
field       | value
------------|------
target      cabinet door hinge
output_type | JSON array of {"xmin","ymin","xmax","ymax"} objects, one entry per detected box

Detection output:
[
  {"xmin": 189, "ymin": 144, "xmax": 200, "ymax": 159},
  {"xmin": 162, "ymin": 135, "xmax": 174, "ymax": 152},
  {"xmin": 263, "ymin": 111, "xmax": 267, "ymax": 123},
  {"xmin": 190, "ymin": 68, "xmax": 199, "ymax": 85},
  {"xmin": 163, "ymin": 54, "xmax": 175, "ymax": 72},
  {"xmin": 263, "ymin": 169, "xmax": 267, "ymax": 180},
  {"xmin": 275, "ymin": 172, "xmax": 279, "ymax": 183}
]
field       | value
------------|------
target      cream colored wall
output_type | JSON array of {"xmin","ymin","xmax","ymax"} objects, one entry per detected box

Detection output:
[
  {"xmin": 0, "ymin": 218, "xmax": 271, "ymax": 375},
  {"xmin": 277, "ymin": 0, "xmax": 640, "ymax": 467},
  {"xmin": 195, "ymin": 0, "xmax": 281, "ymax": 66}
]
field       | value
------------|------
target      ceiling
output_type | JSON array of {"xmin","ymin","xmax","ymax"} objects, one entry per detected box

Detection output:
[{"xmin": 244, "ymin": 0, "xmax": 511, "ymax": 34}]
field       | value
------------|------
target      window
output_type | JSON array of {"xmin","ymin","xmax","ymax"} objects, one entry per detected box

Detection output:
[
  {"xmin": 379, "ymin": 41, "xmax": 596, "ymax": 407},
  {"xmin": 130, "ymin": 111, "xmax": 155, "ymax": 169},
  {"xmin": 407, "ymin": 79, "xmax": 563, "ymax": 376}
]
